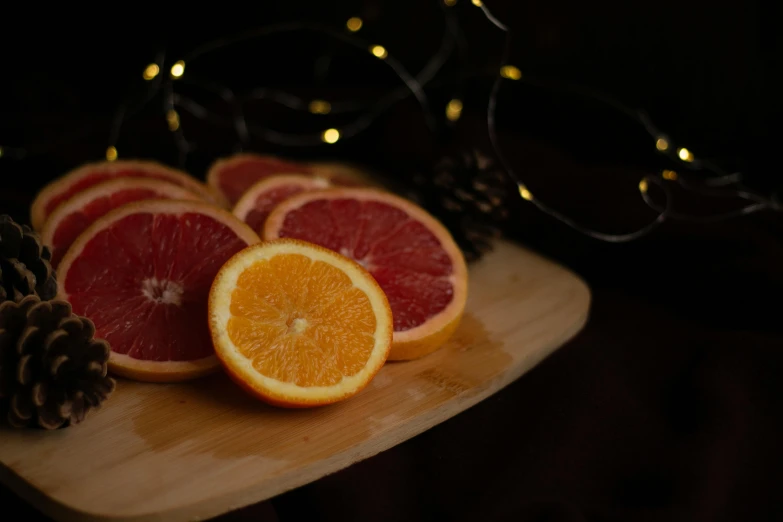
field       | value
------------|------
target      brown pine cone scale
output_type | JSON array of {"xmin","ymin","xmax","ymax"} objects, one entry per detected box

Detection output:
[
  {"xmin": 0, "ymin": 296, "xmax": 115, "ymax": 429},
  {"xmin": 0, "ymin": 215, "xmax": 57, "ymax": 303}
]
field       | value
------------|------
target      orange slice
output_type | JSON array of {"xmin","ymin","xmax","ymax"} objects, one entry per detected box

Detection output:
[
  {"xmin": 41, "ymin": 178, "xmax": 202, "ymax": 268},
  {"xmin": 57, "ymin": 200, "xmax": 260, "ymax": 382},
  {"xmin": 208, "ymin": 239, "xmax": 393, "ymax": 407},
  {"xmin": 233, "ymin": 174, "xmax": 331, "ymax": 233},
  {"xmin": 31, "ymin": 159, "xmax": 225, "ymax": 231},
  {"xmin": 264, "ymin": 188, "xmax": 468, "ymax": 361}
]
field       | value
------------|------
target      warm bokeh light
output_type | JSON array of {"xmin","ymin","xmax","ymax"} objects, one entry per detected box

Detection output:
[
  {"xmin": 655, "ymin": 137, "xmax": 669, "ymax": 151},
  {"xmin": 370, "ymin": 45, "xmax": 388, "ymax": 59},
  {"xmin": 346, "ymin": 17, "xmax": 363, "ymax": 32},
  {"xmin": 638, "ymin": 179, "xmax": 648, "ymax": 193},
  {"xmin": 500, "ymin": 65, "xmax": 522, "ymax": 80},
  {"xmin": 309, "ymin": 100, "xmax": 332, "ymax": 115},
  {"xmin": 518, "ymin": 184, "xmax": 533, "ymax": 201},
  {"xmin": 170, "ymin": 60, "xmax": 185, "ymax": 79},
  {"xmin": 106, "ymin": 146, "xmax": 118, "ymax": 161},
  {"xmin": 678, "ymin": 147, "xmax": 694, "ymax": 162},
  {"xmin": 471, "ymin": 0, "xmax": 483, "ymax": 5},
  {"xmin": 167, "ymin": 110, "xmax": 180, "ymax": 131},
  {"xmin": 444, "ymin": 0, "xmax": 457, "ymax": 5},
  {"xmin": 446, "ymin": 99, "xmax": 463, "ymax": 121},
  {"xmin": 662, "ymin": 169, "xmax": 678, "ymax": 181},
  {"xmin": 322, "ymin": 129, "xmax": 341, "ymax": 144},
  {"xmin": 143, "ymin": 64, "xmax": 160, "ymax": 81}
]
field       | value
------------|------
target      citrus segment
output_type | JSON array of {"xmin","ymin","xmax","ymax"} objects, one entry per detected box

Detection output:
[
  {"xmin": 41, "ymin": 179, "xmax": 202, "ymax": 268},
  {"xmin": 233, "ymin": 175, "xmax": 331, "ymax": 233},
  {"xmin": 57, "ymin": 200, "xmax": 260, "ymax": 382},
  {"xmin": 31, "ymin": 160, "xmax": 224, "ymax": 231},
  {"xmin": 263, "ymin": 189, "xmax": 468, "ymax": 360},
  {"xmin": 207, "ymin": 154, "xmax": 311, "ymax": 206},
  {"xmin": 209, "ymin": 239, "xmax": 392, "ymax": 406}
]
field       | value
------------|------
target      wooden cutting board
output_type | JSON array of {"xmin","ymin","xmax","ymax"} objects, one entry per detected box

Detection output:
[{"xmin": 0, "ymin": 240, "xmax": 590, "ymax": 522}]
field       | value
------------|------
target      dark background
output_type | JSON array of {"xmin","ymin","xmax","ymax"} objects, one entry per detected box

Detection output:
[{"xmin": 1, "ymin": 1, "xmax": 782, "ymax": 520}]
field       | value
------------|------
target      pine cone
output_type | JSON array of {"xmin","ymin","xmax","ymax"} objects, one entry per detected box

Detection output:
[
  {"xmin": 0, "ymin": 295, "xmax": 115, "ymax": 430},
  {"xmin": 410, "ymin": 150, "xmax": 512, "ymax": 262},
  {"xmin": 0, "ymin": 215, "xmax": 57, "ymax": 303}
]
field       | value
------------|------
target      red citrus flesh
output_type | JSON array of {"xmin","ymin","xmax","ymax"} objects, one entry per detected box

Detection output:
[
  {"xmin": 264, "ymin": 189, "xmax": 467, "ymax": 338},
  {"xmin": 42, "ymin": 179, "xmax": 201, "ymax": 268},
  {"xmin": 31, "ymin": 160, "xmax": 223, "ymax": 231},
  {"xmin": 208, "ymin": 154, "xmax": 311, "ymax": 206},
  {"xmin": 233, "ymin": 175, "xmax": 331, "ymax": 233},
  {"xmin": 57, "ymin": 200, "xmax": 260, "ymax": 382}
]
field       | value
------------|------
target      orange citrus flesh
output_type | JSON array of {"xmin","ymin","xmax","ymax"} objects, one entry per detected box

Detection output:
[{"xmin": 209, "ymin": 239, "xmax": 392, "ymax": 407}]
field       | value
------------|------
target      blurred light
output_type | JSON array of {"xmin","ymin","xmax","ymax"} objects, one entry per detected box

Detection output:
[
  {"xmin": 322, "ymin": 129, "xmax": 341, "ymax": 144},
  {"xmin": 518, "ymin": 184, "xmax": 533, "ymax": 201},
  {"xmin": 639, "ymin": 179, "xmax": 648, "ymax": 193},
  {"xmin": 471, "ymin": 0, "xmax": 483, "ymax": 5},
  {"xmin": 444, "ymin": 0, "xmax": 457, "ymax": 5},
  {"xmin": 309, "ymin": 100, "xmax": 332, "ymax": 115},
  {"xmin": 170, "ymin": 60, "xmax": 185, "ymax": 79},
  {"xmin": 106, "ymin": 146, "xmax": 118, "ymax": 161},
  {"xmin": 370, "ymin": 45, "xmax": 388, "ymax": 59},
  {"xmin": 167, "ymin": 110, "xmax": 180, "ymax": 131},
  {"xmin": 445, "ymin": 99, "xmax": 463, "ymax": 121},
  {"xmin": 500, "ymin": 65, "xmax": 522, "ymax": 80},
  {"xmin": 678, "ymin": 147, "xmax": 694, "ymax": 162},
  {"xmin": 0, "ymin": 147, "xmax": 4, "ymax": 158},
  {"xmin": 346, "ymin": 17, "xmax": 363, "ymax": 32},
  {"xmin": 662, "ymin": 169, "xmax": 678, "ymax": 181},
  {"xmin": 143, "ymin": 63, "xmax": 160, "ymax": 81},
  {"xmin": 655, "ymin": 137, "xmax": 669, "ymax": 151}
]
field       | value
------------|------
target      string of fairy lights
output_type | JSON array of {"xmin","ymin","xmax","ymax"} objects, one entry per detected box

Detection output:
[{"xmin": 1, "ymin": 0, "xmax": 778, "ymax": 240}]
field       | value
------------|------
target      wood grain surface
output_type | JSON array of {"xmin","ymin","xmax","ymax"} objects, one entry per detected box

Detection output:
[{"xmin": 0, "ymin": 240, "xmax": 590, "ymax": 522}]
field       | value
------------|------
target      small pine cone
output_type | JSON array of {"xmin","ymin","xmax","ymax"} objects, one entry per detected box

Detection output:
[
  {"xmin": 0, "ymin": 215, "xmax": 57, "ymax": 303},
  {"xmin": 0, "ymin": 295, "xmax": 116, "ymax": 430},
  {"xmin": 410, "ymin": 150, "xmax": 512, "ymax": 261}
]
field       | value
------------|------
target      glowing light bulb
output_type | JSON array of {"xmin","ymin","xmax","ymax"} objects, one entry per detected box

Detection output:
[
  {"xmin": 143, "ymin": 63, "xmax": 160, "ymax": 80},
  {"xmin": 167, "ymin": 110, "xmax": 180, "ymax": 131},
  {"xmin": 662, "ymin": 169, "xmax": 678, "ymax": 181},
  {"xmin": 309, "ymin": 100, "xmax": 332, "ymax": 115},
  {"xmin": 370, "ymin": 45, "xmax": 388, "ymax": 59},
  {"xmin": 346, "ymin": 17, "xmax": 363, "ymax": 32},
  {"xmin": 446, "ymin": 99, "xmax": 463, "ymax": 121},
  {"xmin": 678, "ymin": 147, "xmax": 694, "ymax": 162},
  {"xmin": 170, "ymin": 60, "xmax": 185, "ymax": 79},
  {"xmin": 106, "ymin": 146, "xmax": 118, "ymax": 161},
  {"xmin": 655, "ymin": 137, "xmax": 669, "ymax": 151},
  {"xmin": 500, "ymin": 65, "xmax": 522, "ymax": 80},
  {"xmin": 322, "ymin": 129, "xmax": 341, "ymax": 144},
  {"xmin": 639, "ymin": 179, "xmax": 648, "ymax": 193},
  {"xmin": 518, "ymin": 184, "xmax": 533, "ymax": 201}
]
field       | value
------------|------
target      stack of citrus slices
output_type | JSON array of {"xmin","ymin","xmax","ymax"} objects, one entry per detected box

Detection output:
[{"xmin": 32, "ymin": 154, "xmax": 468, "ymax": 408}]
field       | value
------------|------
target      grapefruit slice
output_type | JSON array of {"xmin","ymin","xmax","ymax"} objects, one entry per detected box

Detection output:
[
  {"xmin": 31, "ymin": 160, "xmax": 225, "ymax": 231},
  {"xmin": 207, "ymin": 154, "xmax": 311, "ymax": 206},
  {"xmin": 41, "ymin": 178, "xmax": 202, "ymax": 269},
  {"xmin": 308, "ymin": 162, "xmax": 375, "ymax": 187},
  {"xmin": 57, "ymin": 200, "xmax": 260, "ymax": 382},
  {"xmin": 233, "ymin": 175, "xmax": 331, "ymax": 233},
  {"xmin": 209, "ymin": 238, "xmax": 393, "ymax": 407},
  {"xmin": 264, "ymin": 188, "xmax": 468, "ymax": 360}
]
